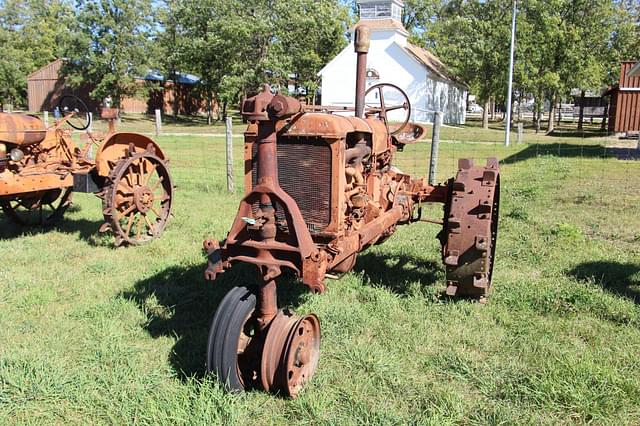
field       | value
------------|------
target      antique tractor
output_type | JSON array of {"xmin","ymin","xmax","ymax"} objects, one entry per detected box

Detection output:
[
  {"xmin": 0, "ymin": 96, "xmax": 174, "ymax": 245},
  {"xmin": 203, "ymin": 27, "xmax": 500, "ymax": 397}
]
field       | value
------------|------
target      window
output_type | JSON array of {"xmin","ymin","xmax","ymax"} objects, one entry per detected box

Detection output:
[
  {"xmin": 391, "ymin": 4, "xmax": 402, "ymax": 21},
  {"xmin": 361, "ymin": 4, "xmax": 376, "ymax": 19},
  {"xmin": 376, "ymin": 4, "xmax": 391, "ymax": 17},
  {"xmin": 366, "ymin": 68, "xmax": 380, "ymax": 80},
  {"xmin": 360, "ymin": 3, "xmax": 397, "ymax": 19}
]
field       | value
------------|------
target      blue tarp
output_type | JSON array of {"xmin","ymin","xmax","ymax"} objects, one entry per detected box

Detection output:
[{"xmin": 143, "ymin": 71, "xmax": 200, "ymax": 85}]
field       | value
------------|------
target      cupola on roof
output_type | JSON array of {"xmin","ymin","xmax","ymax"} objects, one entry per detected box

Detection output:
[{"xmin": 357, "ymin": 0, "xmax": 404, "ymax": 22}]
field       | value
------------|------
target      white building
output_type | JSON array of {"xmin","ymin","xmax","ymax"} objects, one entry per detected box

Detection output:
[{"xmin": 319, "ymin": 0, "xmax": 468, "ymax": 124}]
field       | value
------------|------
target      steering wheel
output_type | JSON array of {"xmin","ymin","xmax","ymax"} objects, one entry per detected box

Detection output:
[
  {"xmin": 364, "ymin": 83, "xmax": 411, "ymax": 135},
  {"xmin": 58, "ymin": 95, "xmax": 91, "ymax": 130}
]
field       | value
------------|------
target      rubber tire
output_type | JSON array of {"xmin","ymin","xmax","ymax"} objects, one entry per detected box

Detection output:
[{"xmin": 206, "ymin": 286, "xmax": 256, "ymax": 392}]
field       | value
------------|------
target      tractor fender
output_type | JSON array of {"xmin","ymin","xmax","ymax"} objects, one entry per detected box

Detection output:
[{"xmin": 94, "ymin": 132, "xmax": 168, "ymax": 177}]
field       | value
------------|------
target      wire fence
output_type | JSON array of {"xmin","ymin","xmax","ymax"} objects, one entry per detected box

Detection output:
[
  {"xmin": 72, "ymin": 111, "xmax": 640, "ymax": 245},
  {"xmin": 392, "ymin": 117, "xmax": 640, "ymax": 244}
]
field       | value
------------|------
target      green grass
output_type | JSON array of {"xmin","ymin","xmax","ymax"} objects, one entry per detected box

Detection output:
[{"xmin": 1, "ymin": 122, "xmax": 640, "ymax": 424}]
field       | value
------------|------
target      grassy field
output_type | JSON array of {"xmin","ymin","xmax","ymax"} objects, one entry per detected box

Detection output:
[{"xmin": 1, "ymin": 122, "xmax": 640, "ymax": 424}]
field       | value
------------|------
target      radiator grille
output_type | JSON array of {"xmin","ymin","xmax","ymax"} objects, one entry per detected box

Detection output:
[{"xmin": 251, "ymin": 137, "xmax": 332, "ymax": 232}]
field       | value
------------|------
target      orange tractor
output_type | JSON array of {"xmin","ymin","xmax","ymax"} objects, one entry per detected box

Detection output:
[
  {"xmin": 0, "ymin": 96, "xmax": 174, "ymax": 245},
  {"xmin": 202, "ymin": 27, "xmax": 500, "ymax": 397}
]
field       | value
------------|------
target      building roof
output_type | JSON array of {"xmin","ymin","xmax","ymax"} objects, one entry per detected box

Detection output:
[
  {"xmin": 627, "ymin": 61, "xmax": 640, "ymax": 78},
  {"xmin": 27, "ymin": 58, "xmax": 63, "ymax": 81},
  {"xmin": 404, "ymin": 43, "xmax": 467, "ymax": 87},
  {"xmin": 143, "ymin": 71, "xmax": 201, "ymax": 85},
  {"xmin": 351, "ymin": 19, "xmax": 409, "ymax": 36}
]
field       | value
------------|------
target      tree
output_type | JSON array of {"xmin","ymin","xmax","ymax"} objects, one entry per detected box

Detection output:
[
  {"xmin": 604, "ymin": 0, "xmax": 640, "ymax": 85},
  {"xmin": 173, "ymin": 0, "xmax": 348, "ymax": 123},
  {"xmin": 271, "ymin": 0, "xmax": 349, "ymax": 103},
  {"xmin": 518, "ymin": 0, "xmax": 613, "ymax": 133},
  {"xmin": 173, "ymin": 0, "xmax": 253, "ymax": 123},
  {"xmin": 63, "ymin": 0, "xmax": 155, "ymax": 108},
  {"xmin": 0, "ymin": 0, "xmax": 75, "ymax": 108},
  {"xmin": 154, "ymin": 0, "xmax": 183, "ymax": 117},
  {"xmin": 413, "ymin": 0, "xmax": 512, "ymax": 129}
]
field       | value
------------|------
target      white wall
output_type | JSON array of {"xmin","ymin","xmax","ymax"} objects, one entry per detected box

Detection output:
[{"xmin": 320, "ymin": 32, "xmax": 467, "ymax": 125}]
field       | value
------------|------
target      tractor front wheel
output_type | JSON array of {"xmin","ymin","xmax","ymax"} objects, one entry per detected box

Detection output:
[{"xmin": 206, "ymin": 286, "xmax": 261, "ymax": 391}]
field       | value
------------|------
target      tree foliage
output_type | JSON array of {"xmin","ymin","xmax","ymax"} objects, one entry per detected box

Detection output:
[
  {"xmin": 0, "ymin": 0, "xmax": 74, "ymax": 105},
  {"xmin": 393, "ymin": 0, "xmax": 635, "ymax": 130},
  {"xmin": 63, "ymin": 0, "xmax": 155, "ymax": 107},
  {"xmin": 0, "ymin": 0, "xmax": 637, "ymax": 126}
]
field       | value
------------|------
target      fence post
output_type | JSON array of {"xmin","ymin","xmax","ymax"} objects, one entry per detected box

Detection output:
[
  {"xmin": 43, "ymin": 111, "xmax": 49, "ymax": 127},
  {"xmin": 517, "ymin": 122, "xmax": 523, "ymax": 144},
  {"xmin": 226, "ymin": 116, "xmax": 234, "ymax": 193},
  {"xmin": 155, "ymin": 109, "xmax": 162, "ymax": 136},
  {"xmin": 428, "ymin": 111, "xmax": 442, "ymax": 185}
]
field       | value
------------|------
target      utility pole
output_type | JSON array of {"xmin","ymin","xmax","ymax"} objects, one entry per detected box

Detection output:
[{"xmin": 505, "ymin": 0, "xmax": 517, "ymax": 147}]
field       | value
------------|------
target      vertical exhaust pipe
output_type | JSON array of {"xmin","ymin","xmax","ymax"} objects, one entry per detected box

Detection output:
[{"xmin": 354, "ymin": 26, "xmax": 370, "ymax": 119}]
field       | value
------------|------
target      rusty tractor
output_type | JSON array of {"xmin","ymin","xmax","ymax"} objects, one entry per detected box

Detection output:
[
  {"xmin": 203, "ymin": 27, "xmax": 500, "ymax": 397},
  {"xmin": 0, "ymin": 96, "xmax": 174, "ymax": 245}
]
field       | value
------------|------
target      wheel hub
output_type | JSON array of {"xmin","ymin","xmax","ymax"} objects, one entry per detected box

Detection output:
[
  {"xmin": 133, "ymin": 186, "xmax": 154, "ymax": 214},
  {"xmin": 260, "ymin": 311, "xmax": 320, "ymax": 397}
]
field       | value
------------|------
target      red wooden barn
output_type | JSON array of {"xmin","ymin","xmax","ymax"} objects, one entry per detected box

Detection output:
[
  {"xmin": 27, "ymin": 59, "xmax": 208, "ymax": 115},
  {"xmin": 606, "ymin": 61, "xmax": 640, "ymax": 134}
]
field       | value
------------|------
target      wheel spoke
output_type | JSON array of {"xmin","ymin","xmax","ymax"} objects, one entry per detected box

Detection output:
[
  {"xmin": 150, "ymin": 205, "xmax": 162, "ymax": 218},
  {"xmin": 385, "ymin": 104, "xmax": 408, "ymax": 113},
  {"xmin": 125, "ymin": 213, "xmax": 135, "ymax": 236},
  {"xmin": 143, "ymin": 215, "xmax": 155, "ymax": 235},
  {"xmin": 151, "ymin": 176, "xmax": 164, "ymax": 192},
  {"xmin": 143, "ymin": 162, "xmax": 157, "ymax": 186},
  {"xmin": 116, "ymin": 204, "xmax": 136, "ymax": 221},
  {"xmin": 136, "ymin": 216, "xmax": 143, "ymax": 240}
]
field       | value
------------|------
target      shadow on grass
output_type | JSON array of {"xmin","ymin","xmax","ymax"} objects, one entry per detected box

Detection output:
[
  {"xmin": 122, "ymin": 263, "xmax": 309, "ymax": 381},
  {"xmin": 502, "ymin": 143, "xmax": 640, "ymax": 164},
  {"xmin": 544, "ymin": 128, "xmax": 610, "ymax": 139},
  {"xmin": 353, "ymin": 251, "xmax": 441, "ymax": 295},
  {"xmin": 568, "ymin": 261, "xmax": 640, "ymax": 304},
  {"xmin": 0, "ymin": 213, "xmax": 110, "ymax": 247}
]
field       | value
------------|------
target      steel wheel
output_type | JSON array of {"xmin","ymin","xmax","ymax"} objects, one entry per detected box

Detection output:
[
  {"xmin": 0, "ymin": 188, "xmax": 72, "ymax": 227},
  {"xmin": 441, "ymin": 158, "xmax": 500, "ymax": 300},
  {"xmin": 102, "ymin": 148, "xmax": 173, "ymax": 246},
  {"xmin": 261, "ymin": 310, "xmax": 320, "ymax": 398},
  {"xmin": 206, "ymin": 286, "xmax": 260, "ymax": 391}
]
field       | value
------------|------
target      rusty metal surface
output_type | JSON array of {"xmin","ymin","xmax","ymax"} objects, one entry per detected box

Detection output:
[
  {"xmin": 0, "ymin": 101, "xmax": 173, "ymax": 245},
  {"xmin": 100, "ymin": 146, "xmax": 174, "ymax": 246},
  {"xmin": 354, "ymin": 26, "xmax": 370, "ymax": 118},
  {"xmin": 261, "ymin": 311, "xmax": 320, "ymax": 397},
  {"xmin": 0, "ymin": 113, "xmax": 46, "ymax": 145},
  {"xmin": 203, "ymin": 23, "xmax": 500, "ymax": 398},
  {"xmin": 441, "ymin": 158, "xmax": 500, "ymax": 300}
]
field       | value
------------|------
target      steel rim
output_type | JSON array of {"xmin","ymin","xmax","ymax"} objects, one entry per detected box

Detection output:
[
  {"xmin": 105, "ymin": 152, "xmax": 173, "ymax": 245},
  {"xmin": 282, "ymin": 314, "xmax": 320, "ymax": 398},
  {"xmin": 236, "ymin": 311, "xmax": 261, "ymax": 389}
]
